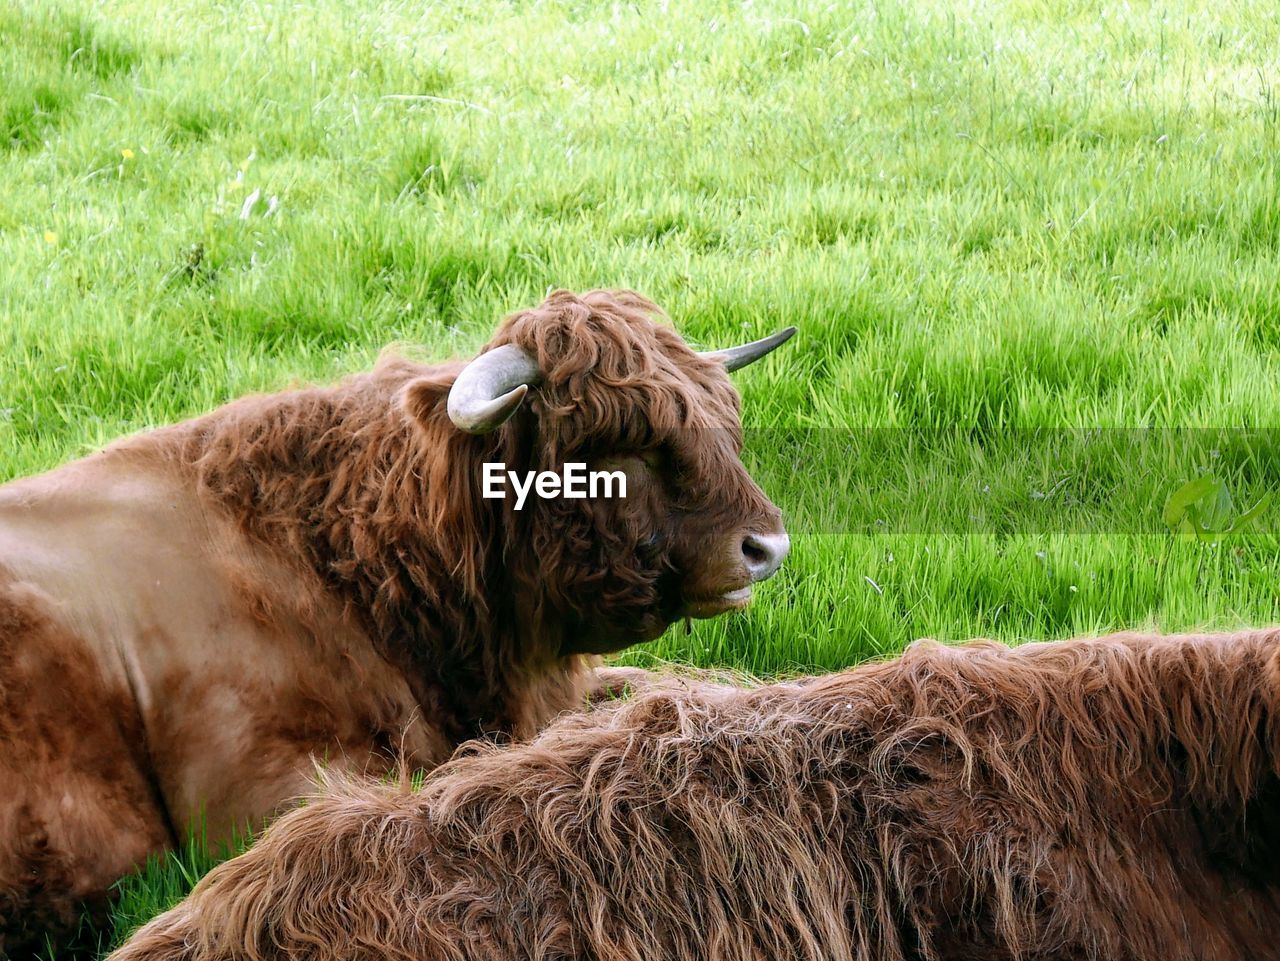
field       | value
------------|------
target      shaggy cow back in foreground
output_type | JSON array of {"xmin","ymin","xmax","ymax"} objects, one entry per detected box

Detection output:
[{"xmin": 113, "ymin": 630, "xmax": 1280, "ymax": 961}]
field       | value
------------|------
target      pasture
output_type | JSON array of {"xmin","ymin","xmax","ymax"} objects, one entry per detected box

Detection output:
[{"xmin": 3, "ymin": 0, "xmax": 1279, "ymax": 952}]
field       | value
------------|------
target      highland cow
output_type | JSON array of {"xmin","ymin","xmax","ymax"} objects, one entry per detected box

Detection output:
[
  {"xmin": 113, "ymin": 630, "xmax": 1280, "ymax": 961},
  {"xmin": 0, "ymin": 289, "xmax": 794, "ymax": 954}
]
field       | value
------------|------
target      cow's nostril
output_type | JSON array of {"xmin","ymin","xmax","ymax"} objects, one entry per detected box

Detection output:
[{"xmin": 741, "ymin": 531, "xmax": 790, "ymax": 582}]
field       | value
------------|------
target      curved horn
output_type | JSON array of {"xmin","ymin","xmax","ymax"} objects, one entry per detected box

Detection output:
[
  {"xmin": 700, "ymin": 326, "xmax": 797, "ymax": 373},
  {"xmin": 447, "ymin": 344, "xmax": 543, "ymax": 434}
]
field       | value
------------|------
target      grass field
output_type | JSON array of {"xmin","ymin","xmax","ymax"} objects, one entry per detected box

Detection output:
[{"xmin": 4, "ymin": 0, "xmax": 1280, "ymax": 952}]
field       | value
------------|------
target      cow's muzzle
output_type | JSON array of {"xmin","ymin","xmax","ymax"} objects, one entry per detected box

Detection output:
[{"xmin": 741, "ymin": 530, "xmax": 789, "ymax": 583}]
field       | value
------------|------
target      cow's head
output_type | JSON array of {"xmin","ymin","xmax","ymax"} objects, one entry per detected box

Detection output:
[{"xmin": 430, "ymin": 289, "xmax": 792, "ymax": 655}]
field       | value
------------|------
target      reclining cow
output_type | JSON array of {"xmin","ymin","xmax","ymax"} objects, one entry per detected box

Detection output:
[
  {"xmin": 112, "ymin": 629, "xmax": 1280, "ymax": 961},
  {"xmin": 0, "ymin": 288, "xmax": 794, "ymax": 953}
]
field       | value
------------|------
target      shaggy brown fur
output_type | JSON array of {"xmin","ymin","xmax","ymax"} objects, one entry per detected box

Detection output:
[
  {"xmin": 0, "ymin": 289, "xmax": 787, "ymax": 955},
  {"xmin": 160, "ymin": 288, "xmax": 781, "ymax": 736},
  {"xmin": 112, "ymin": 630, "xmax": 1280, "ymax": 961}
]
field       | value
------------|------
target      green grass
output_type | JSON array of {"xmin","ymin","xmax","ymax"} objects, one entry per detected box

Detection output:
[{"xmin": 4, "ymin": 0, "xmax": 1280, "ymax": 952}]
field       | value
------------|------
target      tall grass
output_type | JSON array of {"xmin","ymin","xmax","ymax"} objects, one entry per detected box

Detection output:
[{"xmin": 4, "ymin": 0, "xmax": 1280, "ymax": 952}]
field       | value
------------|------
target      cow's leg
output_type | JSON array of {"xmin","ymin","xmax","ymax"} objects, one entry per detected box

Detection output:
[
  {"xmin": 0, "ymin": 584, "xmax": 174, "ymax": 956},
  {"xmin": 587, "ymin": 663, "xmax": 746, "ymax": 704},
  {"xmin": 587, "ymin": 664, "xmax": 662, "ymax": 701},
  {"xmin": 0, "ymin": 762, "xmax": 172, "ymax": 957}
]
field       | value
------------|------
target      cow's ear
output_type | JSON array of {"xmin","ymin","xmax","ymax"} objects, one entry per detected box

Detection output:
[{"xmin": 399, "ymin": 375, "xmax": 450, "ymax": 431}]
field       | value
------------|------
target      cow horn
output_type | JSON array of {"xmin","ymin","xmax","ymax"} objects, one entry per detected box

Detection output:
[
  {"xmin": 701, "ymin": 326, "xmax": 797, "ymax": 372},
  {"xmin": 447, "ymin": 344, "xmax": 544, "ymax": 434}
]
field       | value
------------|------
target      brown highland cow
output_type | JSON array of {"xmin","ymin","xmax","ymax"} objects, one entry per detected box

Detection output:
[
  {"xmin": 113, "ymin": 630, "xmax": 1280, "ymax": 961},
  {"xmin": 0, "ymin": 289, "xmax": 794, "ymax": 954}
]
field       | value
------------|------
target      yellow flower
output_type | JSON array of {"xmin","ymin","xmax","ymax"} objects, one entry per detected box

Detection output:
[
  {"xmin": 121, "ymin": 148, "xmax": 135, "ymax": 159},
  {"xmin": 43, "ymin": 230, "xmax": 58, "ymax": 245}
]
